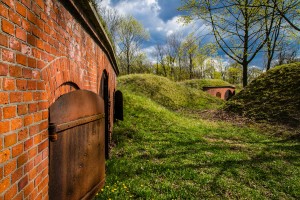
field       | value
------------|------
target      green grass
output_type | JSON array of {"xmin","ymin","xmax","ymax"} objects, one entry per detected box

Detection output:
[
  {"xmin": 118, "ymin": 74, "xmax": 223, "ymax": 111},
  {"xmin": 180, "ymin": 79, "xmax": 234, "ymax": 90},
  {"xmin": 225, "ymin": 63, "xmax": 300, "ymax": 127},
  {"xmin": 94, "ymin": 74, "xmax": 300, "ymax": 199}
]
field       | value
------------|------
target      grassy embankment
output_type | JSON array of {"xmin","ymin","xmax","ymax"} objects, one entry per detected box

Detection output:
[{"xmin": 95, "ymin": 73, "xmax": 300, "ymax": 199}]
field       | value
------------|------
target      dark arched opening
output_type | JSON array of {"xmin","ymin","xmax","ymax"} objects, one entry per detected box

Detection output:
[
  {"xmin": 224, "ymin": 90, "xmax": 231, "ymax": 100},
  {"xmin": 100, "ymin": 71, "xmax": 110, "ymax": 159},
  {"xmin": 216, "ymin": 92, "xmax": 221, "ymax": 98}
]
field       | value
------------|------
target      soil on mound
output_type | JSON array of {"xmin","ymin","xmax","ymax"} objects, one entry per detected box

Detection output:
[{"xmin": 224, "ymin": 63, "xmax": 300, "ymax": 127}]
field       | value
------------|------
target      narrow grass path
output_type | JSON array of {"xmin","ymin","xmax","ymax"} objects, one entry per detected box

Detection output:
[{"xmin": 95, "ymin": 92, "xmax": 300, "ymax": 199}]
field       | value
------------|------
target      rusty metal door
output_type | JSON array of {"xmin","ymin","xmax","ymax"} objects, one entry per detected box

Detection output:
[{"xmin": 48, "ymin": 90, "xmax": 105, "ymax": 200}]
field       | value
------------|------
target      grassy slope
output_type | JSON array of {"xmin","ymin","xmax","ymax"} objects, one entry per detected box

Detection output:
[
  {"xmin": 225, "ymin": 63, "xmax": 300, "ymax": 127},
  {"xmin": 180, "ymin": 79, "xmax": 233, "ymax": 90},
  {"xmin": 118, "ymin": 74, "xmax": 223, "ymax": 110},
  {"xmin": 95, "ymin": 74, "xmax": 300, "ymax": 199}
]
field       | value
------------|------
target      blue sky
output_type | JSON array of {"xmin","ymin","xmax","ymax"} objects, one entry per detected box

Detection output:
[{"xmin": 98, "ymin": 0, "xmax": 273, "ymax": 68}]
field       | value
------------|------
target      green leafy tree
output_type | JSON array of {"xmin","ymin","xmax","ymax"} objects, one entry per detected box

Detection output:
[
  {"xmin": 117, "ymin": 16, "xmax": 149, "ymax": 74},
  {"xmin": 180, "ymin": 0, "xmax": 277, "ymax": 87}
]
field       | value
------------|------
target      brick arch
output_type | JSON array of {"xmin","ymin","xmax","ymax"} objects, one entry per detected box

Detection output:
[{"xmin": 40, "ymin": 57, "xmax": 84, "ymax": 105}]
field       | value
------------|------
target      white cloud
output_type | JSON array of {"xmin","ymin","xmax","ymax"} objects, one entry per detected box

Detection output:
[{"xmin": 98, "ymin": 0, "xmax": 213, "ymax": 60}]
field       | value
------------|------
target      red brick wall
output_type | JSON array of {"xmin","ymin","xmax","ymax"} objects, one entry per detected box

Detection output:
[
  {"xmin": 204, "ymin": 87, "xmax": 235, "ymax": 100},
  {"xmin": 0, "ymin": 0, "xmax": 117, "ymax": 199}
]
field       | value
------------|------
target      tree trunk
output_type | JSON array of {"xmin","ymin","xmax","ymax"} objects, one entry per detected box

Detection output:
[
  {"xmin": 126, "ymin": 51, "xmax": 130, "ymax": 74},
  {"xmin": 189, "ymin": 53, "xmax": 193, "ymax": 79}
]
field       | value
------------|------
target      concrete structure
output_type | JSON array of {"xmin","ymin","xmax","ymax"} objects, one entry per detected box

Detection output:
[
  {"xmin": 0, "ymin": 0, "xmax": 118, "ymax": 199},
  {"xmin": 203, "ymin": 86, "xmax": 235, "ymax": 100}
]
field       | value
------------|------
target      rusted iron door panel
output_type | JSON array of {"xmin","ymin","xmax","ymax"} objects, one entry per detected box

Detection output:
[{"xmin": 49, "ymin": 90, "xmax": 105, "ymax": 200}]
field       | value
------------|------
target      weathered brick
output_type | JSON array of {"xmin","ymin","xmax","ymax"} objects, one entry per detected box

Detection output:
[
  {"xmin": 24, "ymin": 138, "xmax": 33, "ymax": 150},
  {"xmin": 0, "ymin": 63, "xmax": 9, "ymax": 76},
  {"xmin": 36, "ymin": 0, "xmax": 45, "ymax": 10},
  {"xmin": 0, "ymin": 177, "xmax": 10, "ymax": 194},
  {"xmin": 2, "ymin": 19, "xmax": 15, "ymax": 35},
  {"xmin": 24, "ymin": 159, "xmax": 34, "ymax": 174},
  {"xmin": 42, "ymin": 110, "xmax": 48, "ymax": 120},
  {"xmin": 9, "ymin": 65, "xmax": 22, "ymax": 78},
  {"xmin": 28, "ymin": 147, "xmax": 37, "ymax": 160},
  {"xmin": 27, "ymin": 34, "xmax": 36, "ymax": 46},
  {"xmin": 0, "ymin": 149, "xmax": 10, "ymax": 164},
  {"xmin": 18, "ymin": 129, "xmax": 28, "ymax": 141},
  {"xmin": 29, "ymin": 125, "xmax": 39, "ymax": 136},
  {"xmin": 4, "ymin": 184, "xmax": 17, "ymax": 200},
  {"xmin": 2, "ymin": 0, "xmax": 15, "ymax": 8},
  {"xmin": 16, "ymin": 54, "xmax": 27, "ymax": 66},
  {"xmin": 22, "ymin": 19, "xmax": 31, "ymax": 32},
  {"xmin": 16, "ymin": 79, "xmax": 27, "ymax": 90},
  {"xmin": 3, "ymin": 106, "xmax": 17, "ymax": 119},
  {"xmin": 12, "ymin": 192, "xmax": 23, "ymax": 200},
  {"xmin": 16, "ymin": 2, "xmax": 27, "ymax": 18},
  {"xmin": 23, "ymin": 182, "xmax": 34, "ymax": 198},
  {"xmin": 16, "ymin": 27, "xmax": 27, "ymax": 41},
  {"xmin": 0, "ymin": 3, "xmax": 9, "ymax": 18},
  {"xmin": 33, "ymin": 112, "xmax": 42, "ymax": 122},
  {"xmin": 39, "ymin": 121, "xmax": 48, "ymax": 131},
  {"xmin": 17, "ymin": 104, "xmax": 28, "ymax": 115},
  {"xmin": 0, "ymin": 121, "xmax": 10, "ymax": 134},
  {"xmin": 24, "ymin": 115, "xmax": 33, "ymax": 126},
  {"xmin": 4, "ymin": 133, "xmax": 17, "ymax": 147},
  {"xmin": 9, "ymin": 10, "xmax": 22, "ymax": 26},
  {"xmin": 27, "ymin": 80, "xmax": 36, "ymax": 90},
  {"xmin": 27, "ymin": 11, "xmax": 37, "ymax": 24},
  {"xmin": 2, "ymin": 49, "xmax": 15, "ymax": 62},
  {"xmin": 12, "ymin": 143, "xmax": 23, "ymax": 158},
  {"xmin": 38, "ymin": 140, "xmax": 47, "ymax": 153},
  {"xmin": 0, "ymin": 32, "xmax": 8, "ymax": 47},
  {"xmin": 17, "ymin": 153, "xmax": 28, "ymax": 167},
  {"xmin": 11, "ymin": 118, "xmax": 23, "ymax": 131},
  {"xmin": 3, "ymin": 78, "xmax": 16, "ymax": 90},
  {"xmin": 23, "ymin": 92, "xmax": 33, "ymax": 102},
  {"xmin": 11, "ymin": 167, "xmax": 23, "ymax": 184},
  {"xmin": 27, "ymin": 58, "xmax": 36, "ymax": 68},
  {"xmin": 22, "ymin": 68, "xmax": 32, "ymax": 79},
  {"xmin": 4, "ymin": 159, "xmax": 17, "ymax": 176},
  {"xmin": 21, "ymin": 43, "xmax": 31, "ymax": 56},
  {"xmin": 10, "ymin": 92, "xmax": 23, "ymax": 103},
  {"xmin": 18, "ymin": 175, "xmax": 28, "ymax": 191},
  {"xmin": 28, "ymin": 103, "xmax": 37, "ymax": 113}
]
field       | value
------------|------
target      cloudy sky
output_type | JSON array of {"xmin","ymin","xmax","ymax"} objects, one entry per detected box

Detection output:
[{"xmin": 98, "ymin": 0, "xmax": 265, "ymax": 68}]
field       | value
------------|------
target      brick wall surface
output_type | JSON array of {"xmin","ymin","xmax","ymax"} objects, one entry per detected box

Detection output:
[
  {"xmin": 204, "ymin": 87, "xmax": 235, "ymax": 100},
  {"xmin": 0, "ymin": 0, "xmax": 117, "ymax": 199}
]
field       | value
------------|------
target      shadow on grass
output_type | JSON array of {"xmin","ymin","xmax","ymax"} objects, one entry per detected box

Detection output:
[{"xmin": 106, "ymin": 130, "xmax": 300, "ymax": 199}]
